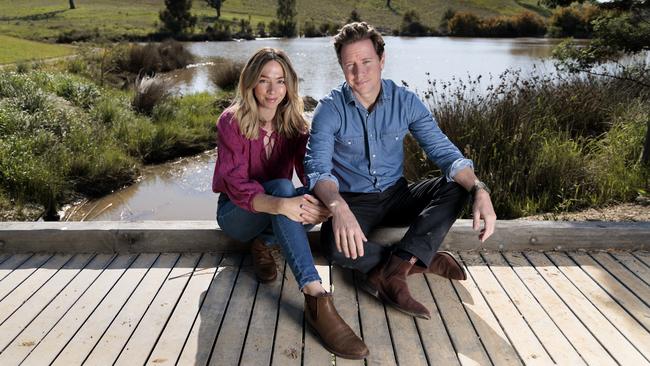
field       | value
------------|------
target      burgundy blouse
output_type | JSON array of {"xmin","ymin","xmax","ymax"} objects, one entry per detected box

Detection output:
[{"xmin": 211, "ymin": 109, "xmax": 308, "ymax": 212}]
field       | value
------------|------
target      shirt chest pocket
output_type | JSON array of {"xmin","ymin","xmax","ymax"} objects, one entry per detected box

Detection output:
[
  {"xmin": 334, "ymin": 134, "xmax": 365, "ymax": 158},
  {"xmin": 379, "ymin": 131, "xmax": 404, "ymax": 152}
]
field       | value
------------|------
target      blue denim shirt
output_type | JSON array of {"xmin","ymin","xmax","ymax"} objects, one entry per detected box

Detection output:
[{"xmin": 305, "ymin": 79, "xmax": 473, "ymax": 193}]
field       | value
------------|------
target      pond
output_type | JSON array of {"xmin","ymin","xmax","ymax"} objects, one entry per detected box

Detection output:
[{"xmin": 62, "ymin": 36, "xmax": 563, "ymax": 221}]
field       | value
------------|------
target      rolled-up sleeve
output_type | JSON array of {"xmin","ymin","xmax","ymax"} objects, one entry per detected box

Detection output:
[
  {"xmin": 212, "ymin": 113, "xmax": 265, "ymax": 212},
  {"xmin": 304, "ymin": 101, "xmax": 340, "ymax": 190},
  {"xmin": 407, "ymin": 93, "xmax": 473, "ymax": 182}
]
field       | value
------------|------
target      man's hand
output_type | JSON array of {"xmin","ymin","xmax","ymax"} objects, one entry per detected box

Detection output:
[
  {"xmin": 331, "ymin": 205, "xmax": 367, "ymax": 260},
  {"xmin": 472, "ymin": 190, "xmax": 496, "ymax": 242}
]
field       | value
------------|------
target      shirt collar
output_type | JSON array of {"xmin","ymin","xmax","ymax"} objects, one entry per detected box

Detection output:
[{"xmin": 342, "ymin": 79, "xmax": 392, "ymax": 107}]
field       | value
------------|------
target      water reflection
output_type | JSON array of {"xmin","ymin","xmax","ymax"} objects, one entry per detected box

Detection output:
[{"xmin": 64, "ymin": 151, "xmax": 219, "ymax": 221}]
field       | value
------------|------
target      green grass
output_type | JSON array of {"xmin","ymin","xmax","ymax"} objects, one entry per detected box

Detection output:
[
  {"xmin": 0, "ymin": 35, "xmax": 74, "ymax": 64},
  {"xmin": 0, "ymin": 0, "xmax": 549, "ymax": 43},
  {"xmin": 0, "ymin": 67, "xmax": 230, "ymax": 217}
]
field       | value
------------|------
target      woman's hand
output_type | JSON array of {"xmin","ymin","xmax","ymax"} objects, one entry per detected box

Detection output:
[
  {"xmin": 278, "ymin": 195, "xmax": 331, "ymax": 224},
  {"xmin": 298, "ymin": 194, "xmax": 331, "ymax": 224}
]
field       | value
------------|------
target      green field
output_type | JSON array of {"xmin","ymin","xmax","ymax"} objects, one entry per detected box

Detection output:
[
  {"xmin": 0, "ymin": 34, "xmax": 74, "ymax": 64},
  {"xmin": 0, "ymin": 0, "xmax": 549, "ymax": 43}
]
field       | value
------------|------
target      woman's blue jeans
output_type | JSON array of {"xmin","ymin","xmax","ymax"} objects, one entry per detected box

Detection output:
[{"xmin": 216, "ymin": 179, "xmax": 321, "ymax": 290}]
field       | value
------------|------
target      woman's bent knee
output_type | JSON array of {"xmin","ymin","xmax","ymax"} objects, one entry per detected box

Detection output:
[{"xmin": 264, "ymin": 178, "xmax": 298, "ymax": 198}]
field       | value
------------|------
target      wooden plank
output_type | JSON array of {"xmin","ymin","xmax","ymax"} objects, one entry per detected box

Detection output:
[
  {"xmin": 462, "ymin": 252, "xmax": 554, "ymax": 364},
  {"xmin": 0, "ymin": 254, "xmax": 95, "ymax": 350},
  {"xmin": 176, "ymin": 254, "xmax": 242, "ymax": 366},
  {"xmin": 303, "ymin": 259, "xmax": 333, "ymax": 366},
  {"xmin": 385, "ymin": 289, "xmax": 427, "ymax": 366},
  {"xmin": 51, "ymin": 253, "xmax": 159, "ymax": 365},
  {"xmin": 577, "ymin": 252, "xmax": 650, "ymax": 319},
  {"xmin": 84, "ymin": 253, "xmax": 180, "ymax": 365},
  {"xmin": 0, "ymin": 253, "xmax": 32, "ymax": 282},
  {"xmin": 611, "ymin": 252, "xmax": 650, "ymax": 285},
  {"xmin": 448, "ymin": 258, "xmax": 521, "ymax": 366},
  {"xmin": 270, "ymin": 262, "xmax": 304, "ymax": 366},
  {"xmin": 0, "ymin": 253, "xmax": 52, "ymax": 301},
  {"xmin": 18, "ymin": 254, "xmax": 138, "ymax": 365},
  {"xmin": 356, "ymin": 273, "xmax": 397, "ymax": 366},
  {"xmin": 481, "ymin": 252, "xmax": 585, "ymax": 365},
  {"xmin": 409, "ymin": 274, "xmax": 459, "ymax": 366},
  {"xmin": 503, "ymin": 252, "xmax": 616, "ymax": 366},
  {"xmin": 548, "ymin": 252, "xmax": 650, "ymax": 357},
  {"xmin": 425, "ymin": 274, "xmax": 491, "ymax": 366},
  {"xmin": 634, "ymin": 251, "xmax": 650, "ymax": 267},
  {"xmin": 0, "ymin": 254, "xmax": 115, "ymax": 362},
  {"xmin": 524, "ymin": 251, "xmax": 648, "ymax": 365},
  {"xmin": 207, "ymin": 255, "xmax": 258, "ymax": 366},
  {"xmin": 331, "ymin": 266, "xmax": 364, "ymax": 366},
  {"xmin": 146, "ymin": 253, "xmax": 222, "ymax": 365},
  {"xmin": 0, "ymin": 253, "xmax": 11, "ymax": 266},
  {"xmin": 114, "ymin": 253, "xmax": 201, "ymax": 366},
  {"xmin": 0, "ymin": 254, "xmax": 73, "ymax": 324},
  {"xmin": 3, "ymin": 220, "xmax": 650, "ymax": 252},
  {"xmin": 239, "ymin": 259, "xmax": 285, "ymax": 366}
]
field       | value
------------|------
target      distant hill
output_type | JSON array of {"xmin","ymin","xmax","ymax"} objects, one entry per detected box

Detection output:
[{"xmin": 0, "ymin": 0, "xmax": 550, "ymax": 42}]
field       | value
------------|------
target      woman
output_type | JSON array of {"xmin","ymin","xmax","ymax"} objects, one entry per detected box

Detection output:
[{"xmin": 211, "ymin": 48, "xmax": 368, "ymax": 360}]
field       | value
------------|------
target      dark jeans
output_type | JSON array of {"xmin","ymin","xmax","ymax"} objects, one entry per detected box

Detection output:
[{"xmin": 321, "ymin": 177, "xmax": 469, "ymax": 273}]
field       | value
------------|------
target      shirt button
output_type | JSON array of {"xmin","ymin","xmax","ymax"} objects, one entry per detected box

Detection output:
[
  {"xmin": 372, "ymin": 170, "xmax": 376, "ymax": 174},
  {"xmin": 347, "ymin": 141, "xmax": 352, "ymax": 144},
  {"xmin": 372, "ymin": 154, "xmax": 376, "ymax": 158},
  {"xmin": 395, "ymin": 136, "xmax": 399, "ymax": 140}
]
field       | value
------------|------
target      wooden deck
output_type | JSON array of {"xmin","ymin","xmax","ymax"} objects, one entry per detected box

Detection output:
[{"xmin": 0, "ymin": 250, "xmax": 649, "ymax": 365}]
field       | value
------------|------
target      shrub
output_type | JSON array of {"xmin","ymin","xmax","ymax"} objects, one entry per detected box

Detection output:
[
  {"xmin": 132, "ymin": 75, "xmax": 170, "ymax": 115},
  {"xmin": 209, "ymin": 57, "xmax": 244, "ymax": 90},
  {"xmin": 448, "ymin": 12, "xmax": 482, "ymax": 36},
  {"xmin": 233, "ymin": 18, "xmax": 255, "ymax": 40},
  {"xmin": 407, "ymin": 67, "xmax": 649, "ymax": 217},
  {"xmin": 512, "ymin": 11, "xmax": 547, "ymax": 37},
  {"xmin": 303, "ymin": 20, "xmax": 321, "ymax": 37},
  {"xmin": 257, "ymin": 22, "xmax": 267, "ymax": 37},
  {"xmin": 205, "ymin": 21, "xmax": 233, "ymax": 41},
  {"xmin": 548, "ymin": 3, "xmax": 601, "ymax": 38},
  {"xmin": 400, "ymin": 10, "xmax": 430, "ymax": 36},
  {"xmin": 119, "ymin": 40, "xmax": 194, "ymax": 75}
]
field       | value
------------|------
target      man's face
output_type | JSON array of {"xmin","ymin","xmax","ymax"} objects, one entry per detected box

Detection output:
[{"xmin": 339, "ymin": 39, "xmax": 384, "ymax": 102}]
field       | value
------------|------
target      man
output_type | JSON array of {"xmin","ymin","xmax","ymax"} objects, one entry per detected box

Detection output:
[{"xmin": 305, "ymin": 22, "xmax": 496, "ymax": 319}]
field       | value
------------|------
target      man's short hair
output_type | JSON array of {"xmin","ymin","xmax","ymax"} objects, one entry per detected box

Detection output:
[{"xmin": 334, "ymin": 22, "xmax": 385, "ymax": 64}]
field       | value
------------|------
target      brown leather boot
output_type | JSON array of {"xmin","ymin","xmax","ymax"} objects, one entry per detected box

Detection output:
[
  {"xmin": 409, "ymin": 251, "xmax": 467, "ymax": 280},
  {"xmin": 251, "ymin": 238, "xmax": 277, "ymax": 283},
  {"xmin": 364, "ymin": 255, "xmax": 431, "ymax": 319},
  {"xmin": 304, "ymin": 293, "xmax": 369, "ymax": 359}
]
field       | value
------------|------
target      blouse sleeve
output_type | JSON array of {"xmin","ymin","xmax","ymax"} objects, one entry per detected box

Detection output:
[
  {"xmin": 293, "ymin": 132, "xmax": 309, "ymax": 187},
  {"xmin": 212, "ymin": 111, "xmax": 265, "ymax": 212}
]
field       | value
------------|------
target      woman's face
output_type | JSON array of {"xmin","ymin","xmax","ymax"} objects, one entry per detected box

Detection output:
[{"xmin": 253, "ymin": 60, "xmax": 287, "ymax": 116}]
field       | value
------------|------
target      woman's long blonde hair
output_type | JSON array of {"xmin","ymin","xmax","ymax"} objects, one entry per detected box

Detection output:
[{"xmin": 232, "ymin": 48, "xmax": 307, "ymax": 140}]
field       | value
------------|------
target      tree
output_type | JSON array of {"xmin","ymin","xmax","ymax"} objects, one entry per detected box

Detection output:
[
  {"xmin": 205, "ymin": 0, "xmax": 224, "ymax": 19},
  {"xmin": 276, "ymin": 0, "xmax": 297, "ymax": 37},
  {"xmin": 159, "ymin": 0, "xmax": 197, "ymax": 35},
  {"xmin": 69, "ymin": 0, "xmax": 75, "ymax": 9}
]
